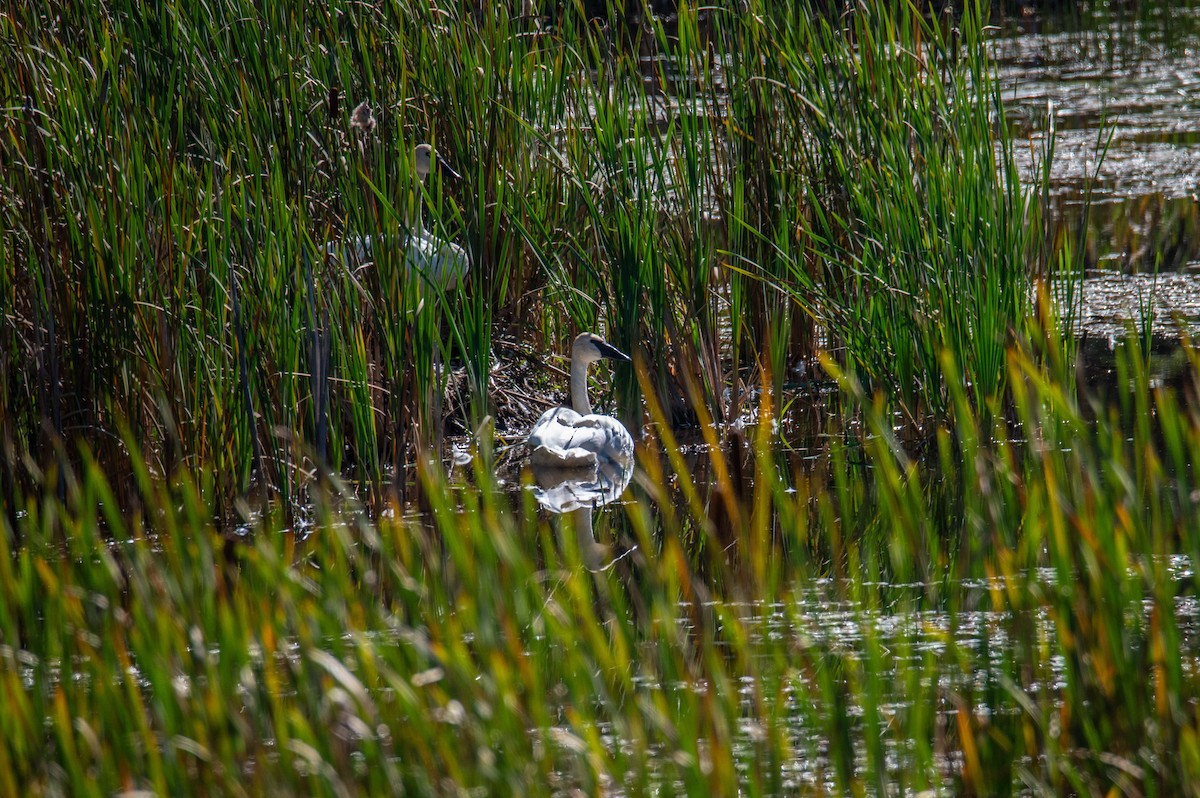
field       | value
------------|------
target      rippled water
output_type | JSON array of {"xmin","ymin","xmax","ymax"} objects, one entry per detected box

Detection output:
[
  {"xmin": 1000, "ymin": 25, "xmax": 1200, "ymax": 204},
  {"xmin": 996, "ymin": 4, "xmax": 1200, "ymax": 285},
  {"xmin": 539, "ymin": 12, "xmax": 1200, "ymax": 794},
  {"xmin": 569, "ymin": 555, "xmax": 1200, "ymax": 794}
]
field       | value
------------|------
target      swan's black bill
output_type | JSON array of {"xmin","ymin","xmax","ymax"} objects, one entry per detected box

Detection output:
[
  {"xmin": 595, "ymin": 340, "xmax": 632, "ymax": 363},
  {"xmin": 437, "ymin": 154, "xmax": 463, "ymax": 181}
]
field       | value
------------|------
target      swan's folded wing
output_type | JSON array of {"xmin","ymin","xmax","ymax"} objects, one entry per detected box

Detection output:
[
  {"xmin": 570, "ymin": 416, "xmax": 605, "ymax": 428},
  {"xmin": 530, "ymin": 444, "xmax": 598, "ymax": 469},
  {"xmin": 406, "ymin": 233, "xmax": 470, "ymax": 286}
]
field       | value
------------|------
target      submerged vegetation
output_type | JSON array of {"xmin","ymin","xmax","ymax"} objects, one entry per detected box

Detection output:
[{"xmin": 4, "ymin": 0, "xmax": 1200, "ymax": 795}]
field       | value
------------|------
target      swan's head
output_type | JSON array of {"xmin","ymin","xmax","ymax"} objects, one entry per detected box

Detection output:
[
  {"xmin": 572, "ymin": 332, "xmax": 632, "ymax": 366},
  {"xmin": 413, "ymin": 143, "xmax": 462, "ymax": 182}
]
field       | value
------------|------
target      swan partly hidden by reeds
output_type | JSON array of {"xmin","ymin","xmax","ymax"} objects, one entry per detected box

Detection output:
[
  {"xmin": 326, "ymin": 143, "xmax": 470, "ymax": 288},
  {"xmin": 527, "ymin": 332, "xmax": 635, "ymax": 469}
]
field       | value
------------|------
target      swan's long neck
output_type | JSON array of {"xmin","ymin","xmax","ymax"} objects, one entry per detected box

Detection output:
[
  {"xmin": 412, "ymin": 175, "xmax": 426, "ymax": 237},
  {"xmin": 569, "ymin": 355, "xmax": 592, "ymax": 416}
]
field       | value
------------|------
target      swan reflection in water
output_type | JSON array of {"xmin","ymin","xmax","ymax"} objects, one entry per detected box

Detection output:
[{"xmin": 529, "ymin": 453, "xmax": 635, "ymax": 572}]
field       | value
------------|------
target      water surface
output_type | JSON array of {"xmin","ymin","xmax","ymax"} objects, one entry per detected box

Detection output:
[{"xmin": 996, "ymin": 5, "xmax": 1200, "ymax": 282}]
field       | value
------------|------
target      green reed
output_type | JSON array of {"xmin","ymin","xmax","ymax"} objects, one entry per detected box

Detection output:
[
  {"xmin": 5, "ymin": 1, "xmax": 1200, "ymax": 793},
  {"xmin": 741, "ymin": 1, "xmax": 1040, "ymax": 419},
  {"xmin": 5, "ymin": 335, "xmax": 1200, "ymax": 795},
  {"xmin": 2, "ymin": 0, "xmax": 1068, "ymax": 501}
]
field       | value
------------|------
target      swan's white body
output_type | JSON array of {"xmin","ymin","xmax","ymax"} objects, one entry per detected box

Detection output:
[
  {"xmin": 527, "ymin": 333, "xmax": 634, "ymax": 469},
  {"xmin": 326, "ymin": 143, "xmax": 470, "ymax": 288},
  {"xmin": 328, "ymin": 230, "xmax": 469, "ymax": 287}
]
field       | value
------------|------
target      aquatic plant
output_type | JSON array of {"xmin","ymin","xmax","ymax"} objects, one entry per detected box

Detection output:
[
  {"xmin": 0, "ymin": 0, "xmax": 1065, "ymax": 503},
  {"xmin": 3, "ymin": 338, "xmax": 1200, "ymax": 795},
  {"xmin": 7, "ymin": 2, "xmax": 1200, "ymax": 792}
]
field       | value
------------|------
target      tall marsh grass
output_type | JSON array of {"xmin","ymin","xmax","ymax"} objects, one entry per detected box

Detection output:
[
  {"xmin": 9, "ymin": 1, "xmax": 1200, "ymax": 795},
  {"xmin": 4, "ymin": 339, "xmax": 1200, "ymax": 795},
  {"xmin": 2, "ymin": 0, "xmax": 1051, "ymax": 502}
]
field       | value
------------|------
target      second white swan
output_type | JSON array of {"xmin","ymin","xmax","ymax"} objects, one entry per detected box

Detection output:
[
  {"xmin": 327, "ymin": 143, "xmax": 470, "ymax": 288},
  {"xmin": 527, "ymin": 332, "xmax": 634, "ymax": 469}
]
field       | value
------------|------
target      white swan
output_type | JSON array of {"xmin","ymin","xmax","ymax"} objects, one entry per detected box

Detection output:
[
  {"xmin": 527, "ymin": 332, "xmax": 635, "ymax": 469},
  {"xmin": 327, "ymin": 143, "xmax": 470, "ymax": 288}
]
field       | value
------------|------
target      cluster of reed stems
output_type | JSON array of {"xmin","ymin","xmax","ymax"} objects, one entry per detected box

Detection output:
[
  {"xmin": 2, "ymin": 0, "xmax": 1065, "ymax": 505},
  {"xmin": 4, "ymin": 335, "xmax": 1200, "ymax": 795},
  {"xmin": 6, "ymin": 0, "xmax": 1200, "ymax": 794}
]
